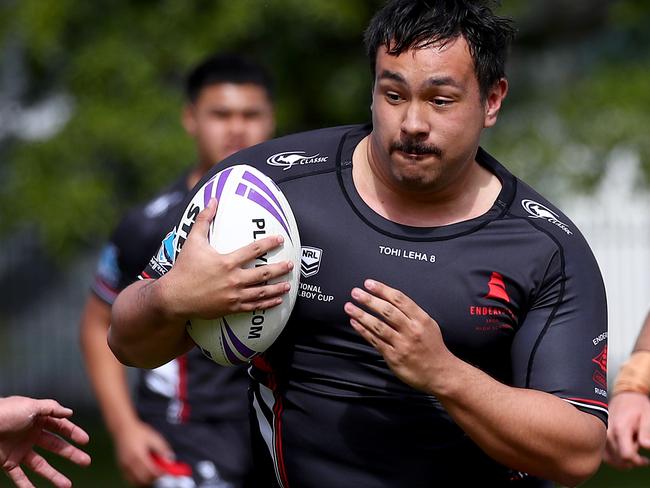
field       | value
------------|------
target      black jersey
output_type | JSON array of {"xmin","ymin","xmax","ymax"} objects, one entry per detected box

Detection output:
[
  {"xmin": 92, "ymin": 174, "xmax": 250, "ymax": 423},
  {"xmin": 144, "ymin": 125, "xmax": 608, "ymax": 487}
]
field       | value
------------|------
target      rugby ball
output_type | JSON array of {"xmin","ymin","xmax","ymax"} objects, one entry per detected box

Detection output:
[{"xmin": 183, "ymin": 164, "xmax": 301, "ymax": 366}]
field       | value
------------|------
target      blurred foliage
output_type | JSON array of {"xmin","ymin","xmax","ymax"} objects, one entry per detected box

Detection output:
[
  {"xmin": 485, "ymin": 0, "xmax": 650, "ymax": 195},
  {"xmin": 0, "ymin": 0, "xmax": 648, "ymax": 258},
  {"xmin": 0, "ymin": 0, "xmax": 382, "ymax": 257}
]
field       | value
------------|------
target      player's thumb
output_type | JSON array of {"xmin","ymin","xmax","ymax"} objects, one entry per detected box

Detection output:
[
  {"xmin": 150, "ymin": 434, "xmax": 176, "ymax": 461},
  {"xmin": 192, "ymin": 198, "xmax": 217, "ymax": 239},
  {"xmin": 638, "ymin": 423, "xmax": 650, "ymax": 449}
]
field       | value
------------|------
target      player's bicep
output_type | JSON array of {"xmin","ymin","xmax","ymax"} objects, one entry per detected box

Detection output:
[{"xmin": 511, "ymin": 249, "xmax": 608, "ymax": 423}]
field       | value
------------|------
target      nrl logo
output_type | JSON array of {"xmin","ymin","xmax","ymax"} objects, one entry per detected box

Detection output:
[
  {"xmin": 267, "ymin": 151, "xmax": 328, "ymax": 171},
  {"xmin": 301, "ymin": 246, "xmax": 323, "ymax": 278}
]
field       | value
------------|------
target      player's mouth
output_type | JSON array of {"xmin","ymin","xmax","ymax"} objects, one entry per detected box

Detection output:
[
  {"xmin": 390, "ymin": 140, "xmax": 443, "ymax": 160},
  {"xmin": 396, "ymin": 150, "xmax": 428, "ymax": 160}
]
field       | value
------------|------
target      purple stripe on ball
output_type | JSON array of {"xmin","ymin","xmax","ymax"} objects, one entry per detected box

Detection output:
[
  {"xmin": 247, "ymin": 189, "xmax": 292, "ymax": 243},
  {"xmin": 235, "ymin": 183, "xmax": 247, "ymax": 197},
  {"xmin": 216, "ymin": 167, "xmax": 234, "ymax": 202},
  {"xmin": 220, "ymin": 327, "xmax": 247, "ymax": 365},
  {"xmin": 223, "ymin": 317, "xmax": 257, "ymax": 358},
  {"xmin": 203, "ymin": 178, "xmax": 215, "ymax": 208},
  {"xmin": 242, "ymin": 171, "xmax": 289, "ymax": 221}
]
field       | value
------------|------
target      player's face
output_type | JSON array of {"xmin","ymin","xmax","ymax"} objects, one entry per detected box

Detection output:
[
  {"xmin": 369, "ymin": 36, "xmax": 506, "ymax": 194},
  {"xmin": 183, "ymin": 83, "xmax": 275, "ymax": 166}
]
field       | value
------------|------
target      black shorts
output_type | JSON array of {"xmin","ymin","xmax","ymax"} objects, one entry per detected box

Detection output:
[
  {"xmin": 146, "ymin": 416, "xmax": 254, "ymax": 488},
  {"xmin": 248, "ymin": 380, "xmax": 553, "ymax": 488}
]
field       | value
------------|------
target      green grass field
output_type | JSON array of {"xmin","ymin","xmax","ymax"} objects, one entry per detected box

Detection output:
[
  {"xmin": 583, "ymin": 463, "xmax": 650, "ymax": 488},
  {"xmin": 29, "ymin": 414, "xmax": 650, "ymax": 487}
]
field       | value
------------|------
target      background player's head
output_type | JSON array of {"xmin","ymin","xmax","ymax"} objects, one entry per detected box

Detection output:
[
  {"xmin": 361, "ymin": 0, "xmax": 515, "ymax": 194},
  {"xmin": 182, "ymin": 53, "xmax": 276, "ymax": 170}
]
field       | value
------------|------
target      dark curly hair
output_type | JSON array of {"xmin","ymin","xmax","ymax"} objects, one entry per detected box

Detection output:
[{"xmin": 364, "ymin": 0, "xmax": 516, "ymax": 100}]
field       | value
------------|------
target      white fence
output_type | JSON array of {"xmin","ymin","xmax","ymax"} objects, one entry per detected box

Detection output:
[{"xmin": 562, "ymin": 158, "xmax": 650, "ymax": 379}]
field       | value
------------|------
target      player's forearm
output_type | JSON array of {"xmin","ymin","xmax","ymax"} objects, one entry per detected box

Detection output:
[
  {"xmin": 633, "ymin": 311, "xmax": 650, "ymax": 352},
  {"xmin": 109, "ymin": 279, "xmax": 194, "ymax": 368},
  {"xmin": 80, "ymin": 298, "xmax": 141, "ymax": 435},
  {"xmin": 84, "ymin": 339, "xmax": 139, "ymax": 435},
  {"xmin": 432, "ymin": 356, "xmax": 605, "ymax": 487}
]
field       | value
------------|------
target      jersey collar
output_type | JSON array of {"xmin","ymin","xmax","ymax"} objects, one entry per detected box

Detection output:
[{"xmin": 335, "ymin": 124, "xmax": 516, "ymax": 241}]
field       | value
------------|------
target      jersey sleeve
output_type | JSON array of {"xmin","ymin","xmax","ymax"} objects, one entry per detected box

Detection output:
[
  {"xmin": 90, "ymin": 242, "xmax": 122, "ymax": 304},
  {"xmin": 140, "ymin": 178, "xmax": 209, "ymax": 281},
  {"xmin": 510, "ymin": 233, "xmax": 608, "ymax": 424},
  {"xmin": 140, "ymin": 226, "xmax": 179, "ymax": 280},
  {"xmin": 90, "ymin": 213, "xmax": 142, "ymax": 305}
]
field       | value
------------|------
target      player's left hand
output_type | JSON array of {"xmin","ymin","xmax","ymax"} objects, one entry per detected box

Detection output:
[{"xmin": 344, "ymin": 279, "xmax": 453, "ymax": 393}]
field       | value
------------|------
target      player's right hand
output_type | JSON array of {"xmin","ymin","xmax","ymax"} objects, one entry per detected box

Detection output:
[
  {"xmin": 0, "ymin": 396, "xmax": 91, "ymax": 488},
  {"xmin": 158, "ymin": 199, "xmax": 293, "ymax": 321},
  {"xmin": 114, "ymin": 421, "xmax": 174, "ymax": 486},
  {"xmin": 604, "ymin": 391, "xmax": 650, "ymax": 469}
]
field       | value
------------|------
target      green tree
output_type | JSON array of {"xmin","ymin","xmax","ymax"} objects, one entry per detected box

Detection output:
[
  {"xmin": 0, "ymin": 0, "xmax": 648, "ymax": 257},
  {"xmin": 0, "ymin": 0, "xmax": 382, "ymax": 257},
  {"xmin": 487, "ymin": 0, "xmax": 650, "ymax": 194}
]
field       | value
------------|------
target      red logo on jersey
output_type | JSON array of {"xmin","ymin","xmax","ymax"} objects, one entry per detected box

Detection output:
[
  {"xmin": 485, "ymin": 272, "xmax": 510, "ymax": 303},
  {"xmin": 592, "ymin": 345, "xmax": 607, "ymax": 373},
  {"xmin": 470, "ymin": 272, "xmax": 516, "ymax": 331},
  {"xmin": 592, "ymin": 370, "xmax": 607, "ymax": 388}
]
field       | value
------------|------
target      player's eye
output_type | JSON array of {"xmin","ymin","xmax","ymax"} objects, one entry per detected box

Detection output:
[
  {"xmin": 243, "ymin": 110, "xmax": 263, "ymax": 120},
  {"xmin": 432, "ymin": 98, "xmax": 452, "ymax": 107},
  {"xmin": 385, "ymin": 91, "xmax": 403, "ymax": 103},
  {"xmin": 210, "ymin": 109, "xmax": 231, "ymax": 119}
]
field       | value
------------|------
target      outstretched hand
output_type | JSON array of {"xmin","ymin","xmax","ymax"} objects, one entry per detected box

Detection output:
[
  {"xmin": 0, "ymin": 396, "xmax": 91, "ymax": 488},
  {"xmin": 159, "ymin": 198, "xmax": 294, "ymax": 320}
]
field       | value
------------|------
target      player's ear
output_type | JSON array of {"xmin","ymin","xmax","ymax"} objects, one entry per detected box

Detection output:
[
  {"xmin": 267, "ymin": 107, "xmax": 277, "ymax": 138},
  {"xmin": 182, "ymin": 104, "xmax": 197, "ymax": 136},
  {"xmin": 484, "ymin": 78, "xmax": 508, "ymax": 128}
]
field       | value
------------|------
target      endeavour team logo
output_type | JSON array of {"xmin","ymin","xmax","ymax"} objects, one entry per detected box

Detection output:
[
  {"xmin": 301, "ymin": 246, "xmax": 323, "ymax": 278},
  {"xmin": 592, "ymin": 345, "xmax": 607, "ymax": 373},
  {"xmin": 266, "ymin": 151, "xmax": 328, "ymax": 171},
  {"xmin": 521, "ymin": 199, "xmax": 572, "ymax": 235},
  {"xmin": 470, "ymin": 271, "xmax": 516, "ymax": 331},
  {"xmin": 592, "ymin": 345, "xmax": 608, "ymax": 392},
  {"xmin": 485, "ymin": 272, "xmax": 510, "ymax": 303}
]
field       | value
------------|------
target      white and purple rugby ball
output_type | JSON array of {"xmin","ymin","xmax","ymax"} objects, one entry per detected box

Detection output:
[{"xmin": 184, "ymin": 164, "xmax": 301, "ymax": 366}]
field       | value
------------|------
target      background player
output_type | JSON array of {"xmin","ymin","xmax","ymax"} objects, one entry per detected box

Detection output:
[
  {"xmin": 108, "ymin": 1, "xmax": 607, "ymax": 486},
  {"xmin": 79, "ymin": 53, "xmax": 275, "ymax": 487},
  {"xmin": 605, "ymin": 309, "xmax": 650, "ymax": 468},
  {"xmin": 0, "ymin": 395, "xmax": 91, "ymax": 488}
]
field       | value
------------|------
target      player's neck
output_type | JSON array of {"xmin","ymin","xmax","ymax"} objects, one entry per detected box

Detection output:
[
  {"xmin": 186, "ymin": 160, "xmax": 214, "ymax": 190},
  {"xmin": 351, "ymin": 136, "xmax": 501, "ymax": 227}
]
